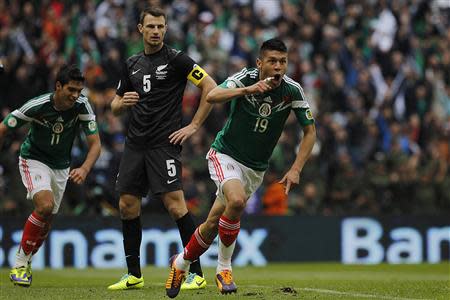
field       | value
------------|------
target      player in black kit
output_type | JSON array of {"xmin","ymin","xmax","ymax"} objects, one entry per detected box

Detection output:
[{"xmin": 108, "ymin": 7, "xmax": 217, "ymax": 291}]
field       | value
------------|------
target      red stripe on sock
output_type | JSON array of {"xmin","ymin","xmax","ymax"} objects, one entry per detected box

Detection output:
[
  {"xmin": 219, "ymin": 215, "xmax": 240, "ymax": 247},
  {"xmin": 183, "ymin": 228, "xmax": 210, "ymax": 261},
  {"xmin": 20, "ymin": 212, "xmax": 47, "ymax": 255}
]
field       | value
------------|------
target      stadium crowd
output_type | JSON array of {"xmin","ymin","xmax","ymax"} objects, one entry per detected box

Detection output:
[{"xmin": 0, "ymin": 0, "xmax": 449, "ymax": 217}]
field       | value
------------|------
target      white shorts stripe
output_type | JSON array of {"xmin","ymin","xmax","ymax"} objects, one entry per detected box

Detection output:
[
  {"xmin": 210, "ymin": 150, "xmax": 224, "ymax": 182},
  {"xmin": 20, "ymin": 158, "xmax": 33, "ymax": 192}
]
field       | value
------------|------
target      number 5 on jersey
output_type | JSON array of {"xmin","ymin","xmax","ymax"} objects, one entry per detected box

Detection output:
[{"xmin": 143, "ymin": 74, "xmax": 151, "ymax": 92}]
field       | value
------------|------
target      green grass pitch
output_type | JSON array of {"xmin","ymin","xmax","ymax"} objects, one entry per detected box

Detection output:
[{"xmin": 1, "ymin": 263, "xmax": 448, "ymax": 299}]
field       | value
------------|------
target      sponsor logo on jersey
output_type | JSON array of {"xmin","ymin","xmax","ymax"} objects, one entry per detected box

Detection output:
[
  {"xmin": 7, "ymin": 117, "xmax": 17, "ymax": 128},
  {"xmin": 131, "ymin": 69, "xmax": 141, "ymax": 75},
  {"xmin": 52, "ymin": 122, "xmax": 64, "ymax": 134},
  {"xmin": 88, "ymin": 121, "xmax": 97, "ymax": 132},
  {"xmin": 259, "ymin": 103, "xmax": 272, "ymax": 117},
  {"xmin": 305, "ymin": 109, "xmax": 313, "ymax": 120}
]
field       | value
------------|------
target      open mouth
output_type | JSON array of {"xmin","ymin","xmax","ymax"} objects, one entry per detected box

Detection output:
[{"xmin": 273, "ymin": 74, "xmax": 281, "ymax": 81}]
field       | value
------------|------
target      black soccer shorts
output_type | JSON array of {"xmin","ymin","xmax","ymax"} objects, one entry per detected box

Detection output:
[{"xmin": 116, "ymin": 144, "xmax": 183, "ymax": 197}]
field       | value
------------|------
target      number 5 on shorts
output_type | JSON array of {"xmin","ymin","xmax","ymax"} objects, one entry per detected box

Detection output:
[{"xmin": 166, "ymin": 159, "xmax": 176, "ymax": 177}]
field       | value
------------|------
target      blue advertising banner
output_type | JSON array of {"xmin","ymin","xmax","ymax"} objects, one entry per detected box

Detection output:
[{"xmin": 0, "ymin": 215, "xmax": 448, "ymax": 269}]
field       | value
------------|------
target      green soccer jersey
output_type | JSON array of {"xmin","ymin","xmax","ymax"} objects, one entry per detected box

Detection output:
[
  {"xmin": 212, "ymin": 68, "xmax": 314, "ymax": 171},
  {"xmin": 2, "ymin": 93, "xmax": 98, "ymax": 169}
]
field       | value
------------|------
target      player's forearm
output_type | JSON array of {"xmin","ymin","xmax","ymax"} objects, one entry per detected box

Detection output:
[
  {"xmin": 0, "ymin": 123, "xmax": 7, "ymax": 149},
  {"xmin": 290, "ymin": 125, "xmax": 316, "ymax": 174},
  {"xmin": 80, "ymin": 135, "xmax": 101, "ymax": 173},
  {"xmin": 206, "ymin": 86, "xmax": 250, "ymax": 104},
  {"xmin": 111, "ymin": 99, "xmax": 124, "ymax": 116},
  {"xmin": 191, "ymin": 77, "xmax": 216, "ymax": 128}
]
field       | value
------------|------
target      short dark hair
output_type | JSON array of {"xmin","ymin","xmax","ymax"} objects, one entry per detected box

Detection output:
[
  {"xmin": 55, "ymin": 65, "xmax": 84, "ymax": 86},
  {"xmin": 260, "ymin": 38, "xmax": 288, "ymax": 55},
  {"xmin": 139, "ymin": 7, "xmax": 167, "ymax": 24}
]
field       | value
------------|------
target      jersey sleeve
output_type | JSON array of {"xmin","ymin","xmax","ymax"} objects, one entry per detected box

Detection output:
[
  {"xmin": 173, "ymin": 52, "xmax": 209, "ymax": 86},
  {"xmin": 291, "ymin": 85, "xmax": 315, "ymax": 127},
  {"xmin": 116, "ymin": 61, "xmax": 133, "ymax": 96},
  {"xmin": 219, "ymin": 68, "xmax": 250, "ymax": 89},
  {"xmin": 78, "ymin": 96, "xmax": 98, "ymax": 135},
  {"xmin": 2, "ymin": 98, "xmax": 43, "ymax": 130}
]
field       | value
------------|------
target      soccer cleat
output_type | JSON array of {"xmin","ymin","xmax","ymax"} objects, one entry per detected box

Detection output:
[
  {"xmin": 10, "ymin": 265, "xmax": 32, "ymax": 287},
  {"xmin": 165, "ymin": 254, "xmax": 186, "ymax": 298},
  {"xmin": 215, "ymin": 270, "xmax": 237, "ymax": 294},
  {"xmin": 181, "ymin": 272, "xmax": 207, "ymax": 290},
  {"xmin": 107, "ymin": 273, "xmax": 144, "ymax": 290}
]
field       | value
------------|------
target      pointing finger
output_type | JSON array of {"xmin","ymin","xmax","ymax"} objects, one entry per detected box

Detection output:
[{"xmin": 285, "ymin": 181, "xmax": 291, "ymax": 195}]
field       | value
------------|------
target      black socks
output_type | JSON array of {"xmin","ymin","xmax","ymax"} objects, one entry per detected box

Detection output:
[{"xmin": 122, "ymin": 217, "xmax": 142, "ymax": 278}]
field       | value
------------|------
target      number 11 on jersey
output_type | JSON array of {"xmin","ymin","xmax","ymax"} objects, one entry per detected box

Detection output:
[
  {"xmin": 51, "ymin": 133, "xmax": 60, "ymax": 145},
  {"xmin": 254, "ymin": 117, "xmax": 268, "ymax": 133}
]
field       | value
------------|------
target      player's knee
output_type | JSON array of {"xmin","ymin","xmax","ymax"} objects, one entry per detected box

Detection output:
[
  {"xmin": 119, "ymin": 197, "xmax": 139, "ymax": 218},
  {"xmin": 162, "ymin": 192, "xmax": 188, "ymax": 219},
  {"xmin": 167, "ymin": 203, "xmax": 187, "ymax": 219},
  {"xmin": 35, "ymin": 201, "xmax": 54, "ymax": 218},
  {"xmin": 227, "ymin": 196, "xmax": 246, "ymax": 213}
]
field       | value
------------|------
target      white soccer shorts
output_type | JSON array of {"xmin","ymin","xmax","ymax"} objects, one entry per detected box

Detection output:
[
  {"xmin": 18, "ymin": 157, "xmax": 69, "ymax": 214},
  {"xmin": 206, "ymin": 149, "xmax": 264, "ymax": 203}
]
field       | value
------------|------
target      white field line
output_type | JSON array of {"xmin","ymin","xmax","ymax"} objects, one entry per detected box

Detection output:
[
  {"xmin": 247, "ymin": 284, "xmax": 433, "ymax": 300},
  {"xmin": 300, "ymin": 287, "xmax": 432, "ymax": 300}
]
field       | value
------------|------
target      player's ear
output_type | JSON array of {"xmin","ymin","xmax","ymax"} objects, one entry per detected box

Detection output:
[
  {"xmin": 55, "ymin": 81, "xmax": 62, "ymax": 91},
  {"xmin": 256, "ymin": 58, "xmax": 262, "ymax": 69},
  {"xmin": 137, "ymin": 23, "xmax": 143, "ymax": 34}
]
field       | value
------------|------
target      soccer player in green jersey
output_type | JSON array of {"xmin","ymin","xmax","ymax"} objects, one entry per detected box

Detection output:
[
  {"xmin": 165, "ymin": 38, "xmax": 316, "ymax": 298},
  {"xmin": 0, "ymin": 65, "xmax": 101, "ymax": 287}
]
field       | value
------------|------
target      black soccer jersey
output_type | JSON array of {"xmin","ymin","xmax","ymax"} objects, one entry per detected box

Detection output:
[{"xmin": 117, "ymin": 44, "xmax": 206, "ymax": 148}]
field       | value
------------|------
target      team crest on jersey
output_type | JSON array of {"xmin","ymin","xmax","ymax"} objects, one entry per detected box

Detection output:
[
  {"xmin": 88, "ymin": 121, "xmax": 97, "ymax": 131},
  {"xmin": 7, "ymin": 117, "xmax": 17, "ymax": 127},
  {"xmin": 156, "ymin": 64, "xmax": 168, "ymax": 80},
  {"xmin": 259, "ymin": 103, "xmax": 272, "ymax": 117},
  {"xmin": 52, "ymin": 122, "xmax": 64, "ymax": 134},
  {"xmin": 226, "ymin": 81, "xmax": 237, "ymax": 89}
]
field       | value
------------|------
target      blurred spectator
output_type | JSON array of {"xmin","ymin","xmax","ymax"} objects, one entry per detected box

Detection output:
[{"xmin": 0, "ymin": 0, "xmax": 449, "ymax": 217}]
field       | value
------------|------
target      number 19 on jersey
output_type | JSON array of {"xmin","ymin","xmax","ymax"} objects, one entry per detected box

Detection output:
[{"xmin": 254, "ymin": 117, "xmax": 268, "ymax": 133}]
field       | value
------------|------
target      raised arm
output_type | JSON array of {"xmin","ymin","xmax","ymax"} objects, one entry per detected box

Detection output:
[{"xmin": 206, "ymin": 78, "xmax": 275, "ymax": 104}]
